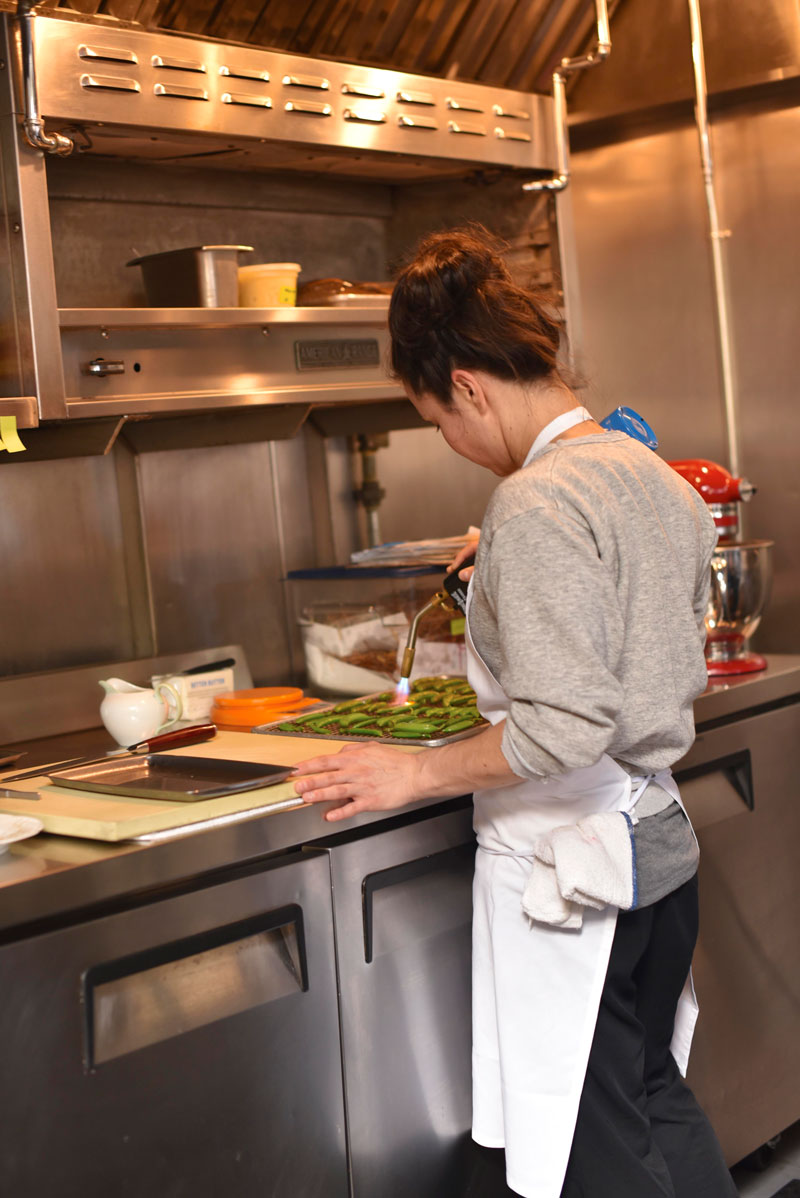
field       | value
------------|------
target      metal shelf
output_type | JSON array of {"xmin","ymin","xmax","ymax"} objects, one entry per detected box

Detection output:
[
  {"xmin": 0, "ymin": 397, "xmax": 38, "ymax": 429},
  {"xmin": 58, "ymin": 306, "xmax": 389, "ymax": 331}
]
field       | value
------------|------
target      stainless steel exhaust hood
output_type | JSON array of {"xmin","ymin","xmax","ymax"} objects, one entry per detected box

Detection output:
[{"xmin": 0, "ymin": 11, "xmax": 558, "ymax": 437}]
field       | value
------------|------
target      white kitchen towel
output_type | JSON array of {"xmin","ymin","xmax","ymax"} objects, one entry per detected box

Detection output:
[{"xmin": 522, "ymin": 811, "xmax": 637, "ymax": 928}]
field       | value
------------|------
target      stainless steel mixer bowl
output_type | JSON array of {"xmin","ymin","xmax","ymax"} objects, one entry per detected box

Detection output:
[{"xmin": 705, "ymin": 539, "xmax": 774, "ymax": 662}]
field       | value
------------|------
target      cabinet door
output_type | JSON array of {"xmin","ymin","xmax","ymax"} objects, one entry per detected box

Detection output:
[
  {"xmin": 327, "ymin": 802, "xmax": 476, "ymax": 1198},
  {"xmin": 0, "ymin": 850, "xmax": 347, "ymax": 1198},
  {"xmin": 677, "ymin": 702, "xmax": 800, "ymax": 1163}
]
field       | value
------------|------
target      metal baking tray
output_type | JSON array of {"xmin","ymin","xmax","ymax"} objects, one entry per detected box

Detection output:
[
  {"xmin": 48, "ymin": 755, "xmax": 294, "ymax": 801},
  {"xmin": 254, "ymin": 692, "xmax": 486, "ymax": 748},
  {"xmin": 256, "ymin": 723, "xmax": 484, "ymax": 747}
]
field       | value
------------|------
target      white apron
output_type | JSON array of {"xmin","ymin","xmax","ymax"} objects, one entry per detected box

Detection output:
[{"xmin": 467, "ymin": 407, "xmax": 699, "ymax": 1198}]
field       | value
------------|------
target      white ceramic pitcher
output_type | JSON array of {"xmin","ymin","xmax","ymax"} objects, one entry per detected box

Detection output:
[{"xmin": 99, "ymin": 677, "xmax": 182, "ymax": 747}]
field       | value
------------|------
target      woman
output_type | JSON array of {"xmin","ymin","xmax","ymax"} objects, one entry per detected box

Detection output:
[{"xmin": 292, "ymin": 227, "xmax": 736, "ymax": 1198}]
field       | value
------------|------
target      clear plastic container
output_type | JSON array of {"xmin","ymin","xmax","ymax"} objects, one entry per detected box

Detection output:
[{"xmin": 286, "ymin": 566, "xmax": 466, "ymax": 696}]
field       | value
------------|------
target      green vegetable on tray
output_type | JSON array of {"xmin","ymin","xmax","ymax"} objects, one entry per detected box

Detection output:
[{"xmin": 273, "ymin": 676, "xmax": 486, "ymax": 742}]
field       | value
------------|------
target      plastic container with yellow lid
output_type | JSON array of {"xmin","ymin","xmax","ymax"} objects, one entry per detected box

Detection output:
[{"xmin": 238, "ymin": 263, "xmax": 301, "ymax": 308}]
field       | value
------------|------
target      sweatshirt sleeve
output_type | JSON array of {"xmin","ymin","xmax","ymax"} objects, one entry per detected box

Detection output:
[
  {"xmin": 480, "ymin": 506, "xmax": 626, "ymax": 780},
  {"xmin": 692, "ymin": 512, "xmax": 718, "ymax": 637}
]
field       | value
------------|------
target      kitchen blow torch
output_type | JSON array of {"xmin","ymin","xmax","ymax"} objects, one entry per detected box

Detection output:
[{"xmin": 396, "ymin": 556, "xmax": 475, "ymax": 696}]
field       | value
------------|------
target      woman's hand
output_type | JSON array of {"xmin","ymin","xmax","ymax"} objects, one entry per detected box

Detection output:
[
  {"xmin": 293, "ymin": 742, "xmax": 423, "ymax": 822},
  {"xmin": 448, "ymin": 529, "xmax": 480, "ymax": 581}
]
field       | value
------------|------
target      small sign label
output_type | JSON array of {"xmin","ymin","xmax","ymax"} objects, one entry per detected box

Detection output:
[{"xmin": 295, "ymin": 338, "xmax": 380, "ymax": 371}]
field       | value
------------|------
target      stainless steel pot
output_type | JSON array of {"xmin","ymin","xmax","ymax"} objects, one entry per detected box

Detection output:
[
  {"xmin": 126, "ymin": 245, "xmax": 253, "ymax": 307},
  {"xmin": 705, "ymin": 539, "xmax": 773, "ymax": 671}
]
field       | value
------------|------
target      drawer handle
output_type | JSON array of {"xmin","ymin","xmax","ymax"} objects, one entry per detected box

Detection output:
[
  {"xmin": 495, "ymin": 127, "xmax": 531, "ymax": 142},
  {"xmin": 282, "ymin": 73, "xmax": 330, "ymax": 91},
  {"xmin": 448, "ymin": 120, "xmax": 486, "ymax": 136},
  {"xmin": 285, "ymin": 100, "xmax": 332, "ymax": 116},
  {"xmin": 84, "ymin": 906, "xmax": 307, "ymax": 1068},
  {"xmin": 342, "ymin": 82, "xmax": 385, "ymax": 98},
  {"xmin": 446, "ymin": 97, "xmax": 484, "ymax": 113},
  {"xmin": 221, "ymin": 92, "xmax": 272, "ymax": 109},
  {"xmin": 219, "ymin": 65, "xmax": 270, "ymax": 82},
  {"xmin": 151, "ymin": 54, "xmax": 206, "ymax": 73},
  {"xmin": 80, "ymin": 74, "xmax": 140, "ymax": 94},
  {"xmin": 154, "ymin": 83, "xmax": 209, "ymax": 101},
  {"xmin": 396, "ymin": 89, "xmax": 435, "ymax": 106},
  {"xmin": 362, "ymin": 844, "xmax": 474, "ymax": 964},
  {"xmin": 78, "ymin": 44, "xmax": 138, "ymax": 65},
  {"xmin": 492, "ymin": 104, "xmax": 530, "ymax": 120},
  {"xmin": 397, "ymin": 114, "xmax": 437, "ymax": 130},
  {"xmin": 343, "ymin": 106, "xmax": 386, "ymax": 124}
]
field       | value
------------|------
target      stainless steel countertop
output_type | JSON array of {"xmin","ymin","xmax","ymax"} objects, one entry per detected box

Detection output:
[{"xmin": 1, "ymin": 654, "xmax": 798, "ymax": 940}]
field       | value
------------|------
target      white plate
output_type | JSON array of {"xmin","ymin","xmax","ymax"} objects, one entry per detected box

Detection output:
[{"xmin": 0, "ymin": 813, "xmax": 44, "ymax": 854}]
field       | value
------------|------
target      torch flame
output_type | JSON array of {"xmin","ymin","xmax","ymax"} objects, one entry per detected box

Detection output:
[{"xmin": 393, "ymin": 676, "xmax": 411, "ymax": 705}]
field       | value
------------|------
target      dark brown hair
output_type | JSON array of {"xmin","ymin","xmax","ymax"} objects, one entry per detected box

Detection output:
[{"xmin": 388, "ymin": 224, "xmax": 563, "ymax": 405}]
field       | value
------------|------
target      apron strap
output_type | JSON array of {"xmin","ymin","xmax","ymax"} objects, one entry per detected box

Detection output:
[{"xmin": 523, "ymin": 405, "xmax": 594, "ymax": 465}]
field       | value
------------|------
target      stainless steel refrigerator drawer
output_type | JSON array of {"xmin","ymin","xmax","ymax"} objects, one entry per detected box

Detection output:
[
  {"xmin": 675, "ymin": 700, "xmax": 800, "ymax": 1164},
  {"xmin": 0, "ymin": 850, "xmax": 348, "ymax": 1198},
  {"xmin": 326, "ymin": 801, "xmax": 476, "ymax": 1198}
]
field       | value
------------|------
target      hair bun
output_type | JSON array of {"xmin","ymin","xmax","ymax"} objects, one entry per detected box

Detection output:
[{"xmin": 389, "ymin": 223, "xmax": 564, "ymax": 403}]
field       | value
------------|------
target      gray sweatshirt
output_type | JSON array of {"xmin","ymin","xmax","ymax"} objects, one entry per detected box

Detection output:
[{"xmin": 468, "ymin": 431, "xmax": 718, "ymax": 781}]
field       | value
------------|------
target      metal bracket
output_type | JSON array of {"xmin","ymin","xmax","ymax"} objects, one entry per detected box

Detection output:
[
  {"xmin": 523, "ymin": 0, "xmax": 611, "ymax": 194},
  {"xmin": 16, "ymin": 2, "xmax": 74, "ymax": 155}
]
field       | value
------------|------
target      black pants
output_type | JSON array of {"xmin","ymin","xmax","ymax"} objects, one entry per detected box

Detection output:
[{"xmin": 465, "ymin": 876, "xmax": 737, "ymax": 1197}]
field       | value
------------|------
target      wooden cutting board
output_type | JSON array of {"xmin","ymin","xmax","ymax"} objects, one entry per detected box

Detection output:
[{"xmin": 0, "ymin": 731, "xmax": 380, "ymax": 842}]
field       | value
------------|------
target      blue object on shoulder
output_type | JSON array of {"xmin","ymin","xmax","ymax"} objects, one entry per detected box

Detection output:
[{"xmin": 600, "ymin": 406, "xmax": 659, "ymax": 450}]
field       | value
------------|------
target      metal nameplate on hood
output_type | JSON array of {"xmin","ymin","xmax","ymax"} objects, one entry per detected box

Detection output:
[{"xmin": 294, "ymin": 340, "xmax": 380, "ymax": 371}]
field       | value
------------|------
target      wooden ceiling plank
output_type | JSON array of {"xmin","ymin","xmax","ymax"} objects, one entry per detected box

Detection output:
[
  {"xmin": 321, "ymin": 0, "xmax": 364, "ymax": 57},
  {"xmin": 166, "ymin": 0, "xmax": 219, "ymax": 34},
  {"xmin": 246, "ymin": 0, "xmax": 303, "ymax": 45},
  {"xmin": 331, "ymin": 0, "xmax": 390, "ymax": 61},
  {"xmin": 414, "ymin": 0, "xmax": 474, "ymax": 76},
  {"xmin": 206, "ymin": 0, "xmax": 268, "ymax": 42},
  {"xmin": 60, "ymin": 0, "xmax": 105, "ymax": 14},
  {"xmin": 481, "ymin": 0, "xmax": 562, "ymax": 89},
  {"xmin": 508, "ymin": 0, "xmax": 592, "ymax": 90},
  {"xmin": 102, "ymin": 0, "xmax": 149, "ymax": 19},
  {"xmin": 371, "ymin": 0, "xmax": 429, "ymax": 62},
  {"xmin": 443, "ymin": 0, "xmax": 522, "ymax": 82},
  {"xmin": 155, "ymin": 0, "xmax": 187, "ymax": 26},
  {"xmin": 133, "ymin": 0, "xmax": 167, "ymax": 23},
  {"xmin": 288, "ymin": 0, "xmax": 345, "ymax": 54},
  {"xmin": 470, "ymin": 0, "xmax": 542, "ymax": 79},
  {"xmin": 392, "ymin": 0, "xmax": 448, "ymax": 71}
]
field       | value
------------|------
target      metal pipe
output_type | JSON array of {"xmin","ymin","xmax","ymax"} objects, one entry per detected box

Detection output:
[
  {"xmin": 352, "ymin": 434, "xmax": 387, "ymax": 549},
  {"xmin": 523, "ymin": 0, "xmax": 611, "ymax": 194},
  {"xmin": 687, "ymin": 0, "xmax": 741, "ymax": 477},
  {"xmin": 398, "ymin": 592, "xmax": 446, "ymax": 682},
  {"xmin": 523, "ymin": 70, "xmax": 569, "ymax": 193},
  {"xmin": 16, "ymin": 1, "xmax": 73, "ymax": 155}
]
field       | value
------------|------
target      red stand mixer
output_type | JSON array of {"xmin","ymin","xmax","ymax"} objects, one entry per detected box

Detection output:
[{"xmin": 668, "ymin": 459, "xmax": 773, "ymax": 676}]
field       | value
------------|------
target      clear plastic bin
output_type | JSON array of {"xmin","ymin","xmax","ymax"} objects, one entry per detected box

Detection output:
[{"xmin": 286, "ymin": 566, "xmax": 467, "ymax": 696}]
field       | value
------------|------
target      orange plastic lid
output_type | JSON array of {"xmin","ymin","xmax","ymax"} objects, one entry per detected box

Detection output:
[
  {"xmin": 213, "ymin": 687, "xmax": 303, "ymax": 710},
  {"xmin": 211, "ymin": 691, "xmax": 319, "ymax": 729}
]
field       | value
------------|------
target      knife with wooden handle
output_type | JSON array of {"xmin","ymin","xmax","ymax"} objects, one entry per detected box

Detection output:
[{"xmin": 0, "ymin": 724, "xmax": 217, "ymax": 784}]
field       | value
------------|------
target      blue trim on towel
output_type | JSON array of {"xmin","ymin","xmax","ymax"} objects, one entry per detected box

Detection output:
[{"xmin": 622, "ymin": 811, "xmax": 639, "ymax": 909}]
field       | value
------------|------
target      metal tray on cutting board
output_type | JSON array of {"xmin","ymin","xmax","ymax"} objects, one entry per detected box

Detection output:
[{"xmin": 48, "ymin": 755, "xmax": 293, "ymax": 801}]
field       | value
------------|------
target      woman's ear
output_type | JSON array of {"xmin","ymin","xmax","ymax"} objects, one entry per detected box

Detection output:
[{"xmin": 451, "ymin": 369, "xmax": 489, "ymax": 412}]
